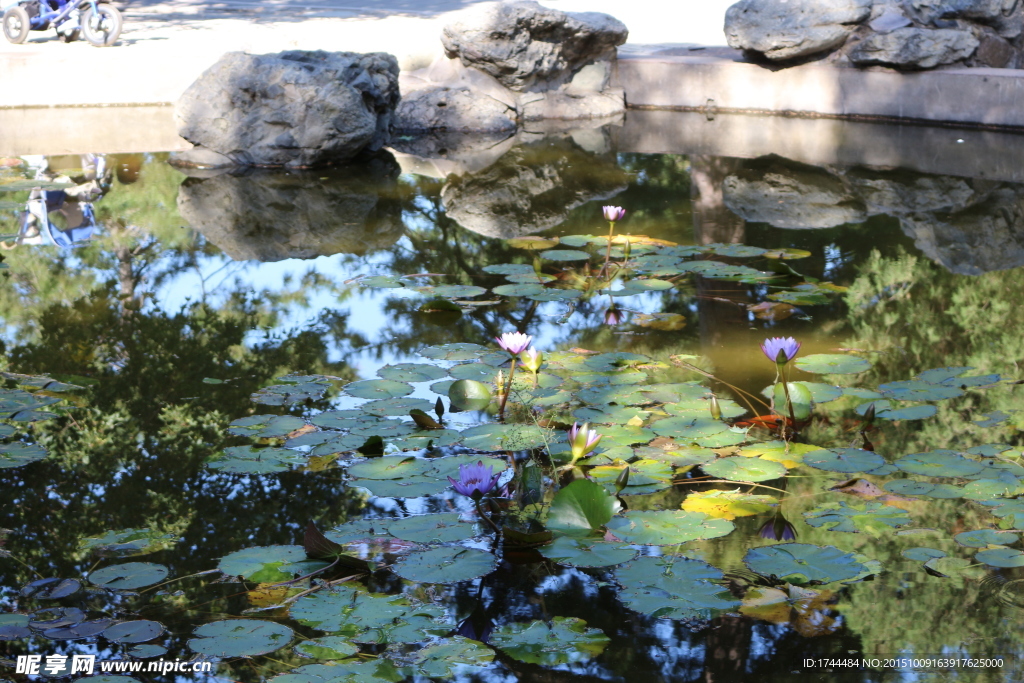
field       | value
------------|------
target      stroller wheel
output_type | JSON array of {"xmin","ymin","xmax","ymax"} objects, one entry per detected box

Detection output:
[
  {"xmin": 58, "ymin": 28, "xmax": 80, "ymax": 42},
  {"xmin": 81, "ymin": 4, "xmax": 121, "ymax": 47},
  {"xmin": 2, "ymin": 6, "xmax": 31, "ymax": 44}
]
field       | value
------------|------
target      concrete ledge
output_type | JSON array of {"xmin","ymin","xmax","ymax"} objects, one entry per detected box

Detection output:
[
  {"xmin": 0, "ymin": 106, "xmax": 188, "ymax": 156},
  {"xmin": 617, "ymin": 53, "xmax": 1024, "ymax": 130}
]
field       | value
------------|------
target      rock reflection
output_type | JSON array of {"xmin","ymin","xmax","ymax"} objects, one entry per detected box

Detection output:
[
  {"xmin": 176, "ymin": 153, "xmax": 404, "ymax": 262},
  {"xmin": 722, "ymin": 154, "xmax": 1024, "ymax": 275}
]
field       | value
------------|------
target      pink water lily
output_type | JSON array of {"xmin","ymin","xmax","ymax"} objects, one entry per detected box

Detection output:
[
  {"xmin": 495, "ymin": 331, "xmax": 532, "ymax": 356},
  {"xmin": 603, "ymin": 206, "xmax": 626, "ymax": 222},
  {"xmin": 568, "ymin": 422, "xmax": 602, "ymax": 463},
  {"xmin": 520, "ymin": 347, "xmax": 542, "ymax": 373},
  {"xmin": 448, "ymin": 461, "xmax": 501, "ymax": 500},
  {"xmin": 760, "ymin": 336, "xmax": 801, "ymax": 365}
]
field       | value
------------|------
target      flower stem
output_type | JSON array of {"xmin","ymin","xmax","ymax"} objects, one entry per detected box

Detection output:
[
  {"xmin": 498, "ymin": 358, "xmax": 518, "ymax": 419},
  {"xmin": 602, "ymin": 221, "xmax": 615, "ymax": 275},
  {"xmin": 474, "ymin": 498, "xmax": 502, "ymax": 537}
]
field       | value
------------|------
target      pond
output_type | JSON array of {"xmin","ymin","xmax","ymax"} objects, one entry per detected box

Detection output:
[{"xmin": 0, "ymin": 116, "xmax": 1022, "ymax": 682}]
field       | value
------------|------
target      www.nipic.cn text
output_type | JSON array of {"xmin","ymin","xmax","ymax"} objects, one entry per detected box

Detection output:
[{"xmin": 15, "ymin": 655, "xmax": 213, "ymax": 675}]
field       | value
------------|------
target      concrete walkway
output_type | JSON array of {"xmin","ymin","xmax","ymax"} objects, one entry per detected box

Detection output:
[{"xmin": 0, "ymin": 0, "xmax": 734, "ymax": 107}]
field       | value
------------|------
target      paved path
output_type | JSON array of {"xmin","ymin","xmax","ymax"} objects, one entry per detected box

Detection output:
[{"xmin": 0, "ymin": 0, "xmax": 733, "ymax": 107}]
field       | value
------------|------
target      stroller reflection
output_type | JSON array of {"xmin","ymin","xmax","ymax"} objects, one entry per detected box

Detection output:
[{"xmin": 3, "ymin": 153, "xmax": 111, "ymax": 249}]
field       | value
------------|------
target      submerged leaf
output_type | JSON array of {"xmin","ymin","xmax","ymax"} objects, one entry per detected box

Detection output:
[{"xmin": 489, "ymin": 618, "xmax": 609, "ymax": 665}]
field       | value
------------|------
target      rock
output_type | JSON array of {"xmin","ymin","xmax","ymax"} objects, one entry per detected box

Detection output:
[
  {"xmin": 175, "ymin": 50, "xmax": 400, "ymax": 169},
  {"xmin": 441, "ymin": 0, "xmax": 627, "ymax": 92},
  {"xmin": 724, "ymin": 0, "xmax": 872, "ymax": 61},
  {"xmin": 177, "ymin": 153, "xmax": 404, "ymax": 261},
  {"xmin": 440, "ymin": 138, "xmax": 629, "ymax": 238},
  {"xmin": 722, "ymin": 156, "xmax": 866, "ymax": 229},
  {"xmin": 906, "ymin": 0, "xmax": 1023, "ymax": 38},
  {"xmin": 900, "ymin": 188, "xmax": 1024, "ymax": 274},
  {"xmin": 846, "ymin": 170, "xmax": 981, "ymax": 215},
  {"xmin": 396, "ymin": 55, "xmax": 518, "ymax": 133},
  {"xmin": 849, "ymin": 27, "xmax": 978, "ymax": 68},
  {"xmin": 868, "ymin": 10, "xmax": 913, "ymax": 33},
  {"xmin": 975, "ymin": 30, "xmax": 1016, "ymax": 67}
]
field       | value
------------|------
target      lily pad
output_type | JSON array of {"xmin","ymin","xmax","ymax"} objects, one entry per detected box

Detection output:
[
  {"xmin": 975, "ymin": 547, "xmax": 1024, "ymax": 568},
  {"xmin": 89, "ymin": 562, "xmax": 168, "ymax": 590},
  {"xmin": 703, "ymin": 456, "xmax": 787, "ymax": 482},
  {"xmin": 0, "ymin": 614, "xmax": 30, "ymax": 640},
  {"xmin": 413, "ymin": 284, "xmax": 487, "ymax": 298},
  {"xmin": 103, "ymin": 620, "xmax": 165, "ymax": 644},
  {"xmin": 79, "ymin": 528, "xmax": 178, "ymax": 557},
  {"xmin": 538, "ymin": 535, "xmax": 637, "ymax": 568},
  {"xmin": 344, "ymin": 380, "xmax": 413, "ymax": 400},
  {"xmin": 271, "ymin": 660, "xmax": 403, "ymax": 683},
  {"xmin": 0, "ymin": 442, "xmax": 47, "ymax": 469},
  {"xmin": 590, "ymin": 460, "xmax": 674, "ymax": 496},
  {"xmin": 361, "ymin": 397, "xmax": 434, "ymax": 417},
  {"xmin": 803, "ymin": 501, "xmax": 913, "ymax": 533},
  {"xmin": 893, "ymin": 450, "xmax": 984, "ymax": 478},
  {"xmin": 20, "ymin": 578, "xmax": 82, "ymax": 600},
  {"xmin": 228, "ymin": 415, "xmax": 306, "ymax": 439},
  {"xmin": 419, "ymin": 343, "xmax": 489, "ymax": 361},
  {"xmin": 218, "ymin": 545, "xmax": 317, "ymax": 583},
  {"xmin": 490, "ymin": 618, "xmax": 609, "ymax": 666},
  {"xmin": 188, "ymin": 619, "xmax": 294, "ymax": 657},
  {"xmin": 743, "ymin": 544, "xmax": 869, "ymax": 584},
  {"xmin": 794, "ymin": 354, "xmax": 872, "ymax": 374},
  {"xmin": 878, "ymin": 380, "xmax": 962, "ymax": 401},
  {"xmin": 207, "ymin": 446, "xmax": 306, "ymax": 474},
  {"xmin": 615, "ymin": 556, "xmax": 740, "ymax": 619},
  {"xmin": 386, "ymin": 513, "xmax": 479, "ymax": 544},
  {"xmin": 803, "ymin": 448, "xmax": 884, "ymax": 474},
  {"xmin": 448, "ymin": 379, "xmax": 492, "ymax": 412},
  {"xmin": 539, "ymin": 249, "xmax": 591, "ymax": 261},
  {"xmin": 548, "ymin": 479, "xmax": 620, "ymax": 532},
  {"xmin": 681, "ymin": 489, "xmax": 778, "ymax": 520},
  {"xmin": 289, "ymin": 587, "xmax": 447, "ymax": 639},
  {"xmin": 391, "ymin": 546, "xmax": 497, "ymax": 584},
  {"xmin": 903, "ymin": 547, "xmax": 946, "ymax": 562},
  {"xmin": 294, "ymin": 636, "xmax": 359, "ymax": 660},
  {"xmin": 606, "ymin": 510, "xmax": 734, "ymax": 546},
  {"xmin": 458, "ymin": 423, "xmax": 549, "ymax": 451},
  {"xmin": 953, "ymin": 529, "xmax": 1018, "ymax": 548},
  {"xmin": 377, "ymin": 363, "xmax": 447, "ymax": 383}
]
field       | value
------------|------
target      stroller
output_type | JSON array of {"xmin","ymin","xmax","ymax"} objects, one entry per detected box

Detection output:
[{"xmin": 1, "ymin": 0, "xmax": 121, "ymax": 46}]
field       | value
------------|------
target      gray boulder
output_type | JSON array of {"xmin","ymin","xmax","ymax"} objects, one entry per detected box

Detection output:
[
  {"xmin": 906, "ymin": 0, "xmax": 1022, "ymax": 38},
  {"xmin": 441, "ymin": 0, "xmax": 627, "ymax": 92},
  {"xmin": 900, "ymin": 188, "xmax": 1024, "ymax": 275},
  {"xmin": 177, "ymin": 155, "xmax": 404, "ymax": 261},
  {"xmin": 849, "ymin": 27, "xmax": 979, "ymax": 68},
  {"xmin": 722, "ymin": 157, "xmax": 866, "ymax": 229},
  {"xmin": 175, "ymin": 50, "xmax": 400, "ymax": 169},
  {"xmin": 724, "ymin": 0, "xmax": 872, "ymax": 61},
  {"xmin": 440, "ymin": 138, "xmax": 628, "ymax": 238}
]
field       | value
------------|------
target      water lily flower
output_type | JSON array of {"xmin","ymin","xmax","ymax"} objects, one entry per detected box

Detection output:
[
  {"xmin": 758, "ymin": 515, "xmax": 797, "ymax": 541},
  {"xmin": 448, "ymin": 461, "xmax": 501, "ymax": 501},
  {"xmin": 604, "ymin": 306, "xmax": 622, "ymax": 326},
  {"xmin": 495, "ymin": 331, "xmax": 532, "ymax": 356},
  {"xmin": 603, "ymin": 205, "xmax": 626, "ymax": 222},
  {"xmin": 520, "ymin": 347, "xmax": 542, "ymax": 373},
  {"xmin": 569, "ymin": 422, "xmax": 602, "ymax": 463},
  {"xmin": 760, "ymin": 337, "xmax": 801, "ymax": 366}
]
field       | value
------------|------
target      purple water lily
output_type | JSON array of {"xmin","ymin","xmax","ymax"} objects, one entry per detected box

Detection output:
[
  {"xmin": 603, "ymin": 205, "xmax": 626, "ymax": 222},
  {"xmin": 448, "ymin": 461, "xmax": 501, "ymax": 500},
  {"xmin": 495, "ymin": 331, "xmax": 532, "ymax": 356},
  {"xmin": 760, "ymin": 336, "xmax": 801, "ymax": 365},
  {"xmin": 758, "ymin": 515, "xmax": 797, "ymax": 541}
]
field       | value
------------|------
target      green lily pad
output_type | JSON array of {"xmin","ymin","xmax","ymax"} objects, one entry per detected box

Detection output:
[
  {"xmin": 289, "ymin": 587, "xmax": 447, "ymax": 638},
  {"xmin": 703, "ymin": 456, "xmax": 787, "ymax": 482},
  {"xmin": 294, "ymin": 636, "xmax": 359, "ymax": 660},
  {"xmin": 606, "ymin": 510, "xmax": 735, "ymax": 546},
  {"xmin": 803, "ymin": 448, "xmax": 884, "ymax": 474},
  {"xmin": 973, "ymin": 412, "xmax": 1010, "ymax": 428},
  {"xmin": 650, "ymin": 416, "xmax": 729, "ymax": 441},
  {"xmin": 0, "ymin": 442, "xmax": 48, "ymax": 468},
  {"xmin": 548, "ymin": 479, "xmax": 621, "ymax": 532},
  {"xmin": 270, "ymin": 660, "xmax": 404, "ymax": 683},
  {"xmin": 348, "ymin": 456, "xmax": 434, "ymax": 480},
  {"xmin": 0, "ymin": 614, "xmax": 30, "ymax": 640},
  {"xmin": 448, "ymin": 379, "xmax": 492, "ymax": 412},
  {"xmin": 419, "ymin": 343, "xmax": 489, "ymax": 361},
  {"xmin": 862, "ymin": 403, "xmax": 938, "ymax": 421},
  {"xmin": 539, "ymin": 249, "xmax": 591, "ymax": 261},
  {"xmin": 803, "ymin": 501, "xmax": 913, "ymax": 533},
  {"xmin": 794, "ymin": 354, "xmax": 872, "ymax": 374},
  {"xmin": 79, "ymin": 528, "xmax": 179, "ymax": 557},
  {"xmin": 740, "ymin": 441, "xmax": 821, "ymax": 467},
  {"xmin": 966, "ymin": 444, "xmax": 1014, "ymax": 457},
  {"xmin": 376, "ymin": 363, "xmax": 447, "ymax": 383},
  {"xmin": 448, "ymin": 364, "xmax": 495, "ymax": 382},
  {"xmin": 954, "ymin": 529, "xmax": 1018, "ymax": 548},
  {"xmin": 916, "ymin": 367, "xmax": 1000, "ymax": 387},
  {"xmin": 975, "ymin": 547, "xmax": 1024, "ymax": 568},
  {"xmin": 878, "ymin": 380, "xmax": 962, "ymax": 401},
  {"xmin": 681, "ymin": 489, "xmax": 778, "ymax": 520},
  {"xmin": 537, "ymin": 535, "xmax": 637, "ymax": 568},
  {"xmin": 188, "ymin": 619, "xmax": 294, "ymax": 657},
  {"xmin": 391, "ymin": 546, "xmax": 497, "ymax": 584},
  {"xmin": 406, "ymin": 637, "xmax": 496, "ymax": 677},
  {"xmin": 903, "ymin": 547, "xmax": 946, "ymax": 562},
  {"xmin": 884, "ymin": 480, "xmax": 962, "ymax": 499},
  {"xmin": 893, "ymin": 450, "xmax": 984, "ymax": 478},
  {"xmin": 218, "ymin": 545, "xmax": 318, "ymax": 583},
  {"xmin": 386, "ymin": 513, "xmax": 480, "ymax": 544},
  {"xmin": 744, "ymin": 544, "xmax": 869, "ymax": 584},
  {"xmin": 483, "ymin": 263, "xmax": 535, "ymax": 275},
  {"xmin": 458, "ymin": 423, "xmax": 549, "ymax": 451},
  {"xmin": 102, "ymin": 620, "xmax": 165, "ymax": 644},
  {"xmin": 227, "ymin": 414, "xmax": 306, "ymax": 439},
  {"xmin": 961, "ymin": 478, "xmax": 1024, "ymax": 501},
  {"xmin": 615, "ymin": 556, "xmax": 740, "ymax": 619},
  {"xmin": 344, "ymin": 380, "xmax": 413, "ymax": 400},
  {"xmin": 528, "ymin": 289, "xmax": 584, "ymax": 301},
  {"xmin": 590, "ymin": 460, "xmax": 674, "ymax": 495},
  {"xmin": 89, "ymin": 563, "xmax": 168, "ymax": 590},
  {"xmin": 207, "ymin": 446, "xmax": 306, "ymax": 474},
  {"xmin": 490, "ymin": 618, "xmax": 609, "ymax": 666},
  {"xmin": 413, "ymin": 285, "xmax": 487, "ymax": 298},
  {"xmin": 361, "ymin": 397, "xmax": 434, "ymax": 417}
]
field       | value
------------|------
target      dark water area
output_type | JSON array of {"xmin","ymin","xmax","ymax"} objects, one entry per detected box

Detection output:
[{"xmin": 0, "ymin": 116, "xmax": 1022, "ymax": 683}]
